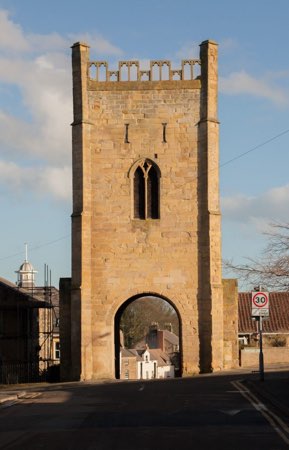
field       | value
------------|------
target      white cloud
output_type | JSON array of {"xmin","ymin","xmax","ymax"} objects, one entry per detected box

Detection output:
[
  {"xmin": 0, "ymin": 160, "xmax": 71, "ymax": 201},
  {"xmin": 0, "ymin": 110, "xmax": 39, "ymax": 153},
  {"xmin": 220, "ymin": 70, "xmax": 289, "ymax": 106},
  {"xmin": 222, "ymin": 184, "xmax": 289, "ymax": 225},
  {"xmin": 0, "ymin": 9, "xmax": 123, "ymax": 201},
  {"xmin": 0, "ymin": 10, "xmax": 69, "ymax": 55},
  {"xmin": 27, "ymin": 33, "xmax": 68, "ymax": 54},
  {"xmin": 0, "ymin": 10, "xmax": 30, "ymax": 53},
  {"xmin": 0, "ymin": 10, "xmax": 123, "ymax": 57},
  {"xmin": 175, "ymin": 42, "xmax": 199, "ymax": 60},
  {"xmin": 0, "ymin": 53, "xmax": 72, "ymax": 164},
  {"xmin": 71, "ymin": 33, "xmax": 123, "ymax": 57}
]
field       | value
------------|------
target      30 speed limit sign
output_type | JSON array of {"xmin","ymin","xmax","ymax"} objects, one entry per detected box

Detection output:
[{"xmin": 251, "ymin": 291, "xmax": 269, "ymax": 317}]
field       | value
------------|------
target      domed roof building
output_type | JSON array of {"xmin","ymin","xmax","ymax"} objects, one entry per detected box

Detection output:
[{"xmin": 15, "ymin": 244, "xmax": 38, "ymax": 288}]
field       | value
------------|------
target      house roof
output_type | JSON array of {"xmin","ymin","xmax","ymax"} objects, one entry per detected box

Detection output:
[
  {"xmin": 121, "ymin": 348, "xmax": 142, "ymax": 361},
  {"xmin": 121, "ymin": 347, "xmax": 173, "ymax": 366},
  {"xmin": 148, "ymin": 348, "xmax": 172, "ymax": 366},
  {"xmin": 239, "ymin": 292, "xmax": 289, "ymax": 334},
  {"xmin": 162, "ymin": 330, "xmax": 179, "ymax": 346},
  {"xmin": 31, "ymin": 286, "xmax": 59, "ymax": 308},
  {"xmin": 0, "ymin": 276, "xmax": 50, "ymax": 308}
]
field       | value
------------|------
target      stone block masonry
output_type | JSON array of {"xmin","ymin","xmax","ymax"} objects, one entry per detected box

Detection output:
[{"xmin": 59, "ymin": 40, "xmax": 237, "ymax": 381}]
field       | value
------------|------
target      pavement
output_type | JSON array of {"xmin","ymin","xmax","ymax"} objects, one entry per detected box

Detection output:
[
  {"xmin": 244, "ymin": 366, "xmax": 289, "ymax": 421},
  {"xmin": 1, "ymin": 366, "xmax": 289, "ymax": 421},
  {"xmin": 0, "ymin": 381, "xmax": 53, "ymax": 406},
  {"xmin": 0, "ymin": 389, "xmax": 27, "ymax": 406}
]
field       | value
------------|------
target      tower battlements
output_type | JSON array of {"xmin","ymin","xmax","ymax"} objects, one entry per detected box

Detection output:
[{"xmin": 88, "ymin": 58, "xmax": 201, "ymax": 83}]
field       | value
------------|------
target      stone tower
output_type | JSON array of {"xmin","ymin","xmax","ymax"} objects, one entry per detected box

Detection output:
[{"xmin": 62, "ymin": 40, "xmax": 226, "ymax": 380}]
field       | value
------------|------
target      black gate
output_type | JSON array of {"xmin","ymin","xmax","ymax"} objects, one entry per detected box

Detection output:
[{"xmin": 0, "ymin": 361, "xmax": 60, "ymax": 384}]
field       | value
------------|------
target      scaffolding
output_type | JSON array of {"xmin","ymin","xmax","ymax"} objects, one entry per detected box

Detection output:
[{"xmin": 0, "ymin": 264, "xmax": 60, "ymax": 384}]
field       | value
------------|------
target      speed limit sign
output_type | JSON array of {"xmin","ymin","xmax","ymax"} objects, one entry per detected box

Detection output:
[{"xmin": 251, "ymin": 291, "xmax": 269, "ymax": 317}]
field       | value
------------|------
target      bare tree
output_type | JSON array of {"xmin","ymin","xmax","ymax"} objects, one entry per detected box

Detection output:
[
  {"xmin": 224, "ymin": 222, "xmax": 289, "ymax": 291},
  {"xmin": 120, "ymin": 297, "xmax": 179, "ymax": 348}
]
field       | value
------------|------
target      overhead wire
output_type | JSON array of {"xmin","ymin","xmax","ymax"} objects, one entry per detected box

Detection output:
[
  {"xmin": 1, "ymin": 127, "xmax": 289, "ymax": 263},
  {"xmin": 220, "ymin": 128, "xmax": 289, "ymax": 169},
  {"xmin": 0, "ymin": 235, "xmax": 70, "ymax": 262}
]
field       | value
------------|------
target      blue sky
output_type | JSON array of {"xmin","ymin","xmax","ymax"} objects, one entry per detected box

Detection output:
[{"xmin": 0, "ymin": 0, "xmax": 289, "ymax": 288}]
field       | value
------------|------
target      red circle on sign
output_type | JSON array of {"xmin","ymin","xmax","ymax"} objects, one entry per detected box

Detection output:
[{"xmin": 252, "ymin": 292, "xmax": 268, "ymax": 308}]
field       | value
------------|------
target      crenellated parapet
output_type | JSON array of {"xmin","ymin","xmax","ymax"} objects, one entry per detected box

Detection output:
[{"xmin": 88, "ymin": 58, "xmax": 201, "ymax": 82}]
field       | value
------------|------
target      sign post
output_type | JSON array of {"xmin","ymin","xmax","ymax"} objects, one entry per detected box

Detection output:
[{"xmin": 251, "ymin": 290, "xmax": 269, "ymax": 382}]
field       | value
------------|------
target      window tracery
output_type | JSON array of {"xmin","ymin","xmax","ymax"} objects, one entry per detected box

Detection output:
[{"xmin": 130, "ymin": 159, "xmax": 160, "ymax": 220}]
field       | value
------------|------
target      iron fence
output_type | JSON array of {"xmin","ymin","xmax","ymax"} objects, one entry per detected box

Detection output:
[{"xmin": 0, "ymin": 361, "xmax": 60, "ymax": 384}]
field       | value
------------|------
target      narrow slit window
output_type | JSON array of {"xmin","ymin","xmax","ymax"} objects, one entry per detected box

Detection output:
[
  {"xmin": 125, "ymin": 124, "xmax": 130, "ymax": 143},
  {"xmin": 162, "ymin": 123, "xmax": 167, "ymax": 143}
]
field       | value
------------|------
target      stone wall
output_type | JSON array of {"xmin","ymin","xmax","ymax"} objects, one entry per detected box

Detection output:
[
  {"xmin": 240, "ymin": 347, "xmax": 289, "ymax": 367},
  {"xmin": 222, "ymin": 279, "xmax": 239, "ymax": 368},
  {"xmin": 66, "ymin": 40, "xmax": 227, "ymax": 380},
  {"xmin": 120, "ymin": 356, "xmax": 138, "ymax": 380}
]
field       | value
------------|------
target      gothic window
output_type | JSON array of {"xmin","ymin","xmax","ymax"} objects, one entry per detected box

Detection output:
[
  {"xmin": 134, "ymin": 167, "xmax": 145, "ymax": 219},
  {"xmin": 132, "ymin": 159, "xmax": 160, "ymax": 220}
]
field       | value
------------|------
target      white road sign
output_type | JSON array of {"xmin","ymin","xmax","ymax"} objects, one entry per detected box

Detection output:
[{"xmin": 251, "ymin": 291, "xmax": 269, "ymax": 317}]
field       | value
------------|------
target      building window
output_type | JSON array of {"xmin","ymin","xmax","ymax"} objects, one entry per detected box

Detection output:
[
  {"xmin": 54, "ymin": 341, "xmax": 60, "ymax": 360},
  {"xmin": 132, "ymin": 159, "xmax": 160, "ymax": 220}
]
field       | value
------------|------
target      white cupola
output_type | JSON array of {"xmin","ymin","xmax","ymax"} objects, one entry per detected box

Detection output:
[{"xmin": 15, "ymin": 243, "xmax": 38, "ymax": 288}]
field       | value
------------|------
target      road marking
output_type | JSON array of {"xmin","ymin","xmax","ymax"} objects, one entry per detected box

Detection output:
[
  {"xmin": 219, "ymin": 409, "xmax": 241, "ymax": 416},
  {"xmin": 232, "ymin": 380, "xmax": 289, "ymax": 446},
  {"xmin": 226, "ymin": 390, "xmax": 250, "ymax": 393}
]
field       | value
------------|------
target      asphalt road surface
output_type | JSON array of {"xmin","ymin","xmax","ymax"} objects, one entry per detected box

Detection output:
[{"xmin": 0, "ymin": 373, "xmax": 288, "ymax": 450}]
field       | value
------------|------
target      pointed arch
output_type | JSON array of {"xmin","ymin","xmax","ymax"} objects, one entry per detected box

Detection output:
[
  {"xmin": 129, "ymin": 158, "xmax": 161, "ymax": 219},
  {"xmin": 114, "ymin": 292, "xmax": 182, "ymax": 379}
]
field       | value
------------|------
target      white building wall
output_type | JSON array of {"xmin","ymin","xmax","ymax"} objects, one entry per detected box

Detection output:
[
  {"xmin": 136, "ymin": 350, "xmax": 175, "ymax": 379},
  {"xmin": 137, "ymin": 350, "xmax": 157, "ymax": 379},
  {"xmin": 157, "ymin": 365, "xmax": 175, "ymax": 378}
]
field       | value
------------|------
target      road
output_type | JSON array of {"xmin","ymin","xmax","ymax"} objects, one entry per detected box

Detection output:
[{"xmin": 0, "ymin": 372, "xmax": 288, "ymax": 450}]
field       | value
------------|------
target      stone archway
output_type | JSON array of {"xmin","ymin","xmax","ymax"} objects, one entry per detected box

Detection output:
[
  {"xmin": 114, "ymin": 293, "xmax": 182, "ymax": 379},
  {"xmin": 60, "ymin": 40, "xmax": 239, "ymax": 383}
]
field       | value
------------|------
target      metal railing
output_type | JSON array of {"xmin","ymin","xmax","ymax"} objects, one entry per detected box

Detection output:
[{"xmin": 0, "ymin": 360, "xmax": 60, "ymax": 384}]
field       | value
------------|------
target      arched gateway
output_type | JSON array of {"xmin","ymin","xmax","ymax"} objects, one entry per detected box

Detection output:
[
  {"xmin": 114, "ymin": 293, "xmax": 182, "ymax": 379},
  {"xmin": 59, "ymin": 40, "xmax": 239, "ymax": 381}
]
